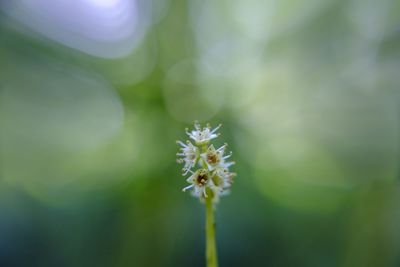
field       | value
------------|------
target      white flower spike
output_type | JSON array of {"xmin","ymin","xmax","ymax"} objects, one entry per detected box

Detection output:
[{"xmin": 177, "ymin": 122, "xmax": 236, "ymax": 204}]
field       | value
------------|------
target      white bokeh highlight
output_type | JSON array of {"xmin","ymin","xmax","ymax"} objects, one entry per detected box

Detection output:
[{"xmin": 1, "ymin": 0, "xmax": 146, "ymax": 58}]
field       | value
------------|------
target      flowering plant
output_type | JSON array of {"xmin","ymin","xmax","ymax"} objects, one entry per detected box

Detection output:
[{"xmin": 177, "ymin": 122, "xmax": 236, "ymax": 267}]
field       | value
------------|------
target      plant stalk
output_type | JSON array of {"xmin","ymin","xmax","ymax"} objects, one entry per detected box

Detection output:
[{"xmin": 205, "ymin": 196, "xmax": 219, "ymax": 267}]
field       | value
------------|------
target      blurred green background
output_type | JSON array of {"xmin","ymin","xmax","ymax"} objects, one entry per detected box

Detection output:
[{"xmin": 1, "ymin": 0, "xmax": 400, "ymax": 266}]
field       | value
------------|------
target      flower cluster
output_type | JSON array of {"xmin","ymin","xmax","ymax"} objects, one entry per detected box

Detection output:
[{"xmin": 177, "ymin": 122, "xmax": 236, "ymax": 203}]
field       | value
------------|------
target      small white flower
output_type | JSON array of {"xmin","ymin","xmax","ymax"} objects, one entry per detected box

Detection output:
[
  {"xmin": 176, "ymin": 140, "xmax": 198, "ymax": 175},
  {"xmin": 186, "ymin": 122, "xmax": 221, "ymax": 145},
  {"xmin": 182, "ymin": 169, "xmax": 210, "ymax": 198},
  {"xmin": 201, "ymin": 144, "xmax": 234, "ymax": 171},
  {"xmin": 214, "ymin": 168, "xmax": 235, "ymax": 189}
]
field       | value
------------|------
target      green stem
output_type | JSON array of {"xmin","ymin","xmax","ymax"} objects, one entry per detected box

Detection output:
[{"xmin": 205, "ymin": 196, "xmax": 219, "ymax": 267}]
